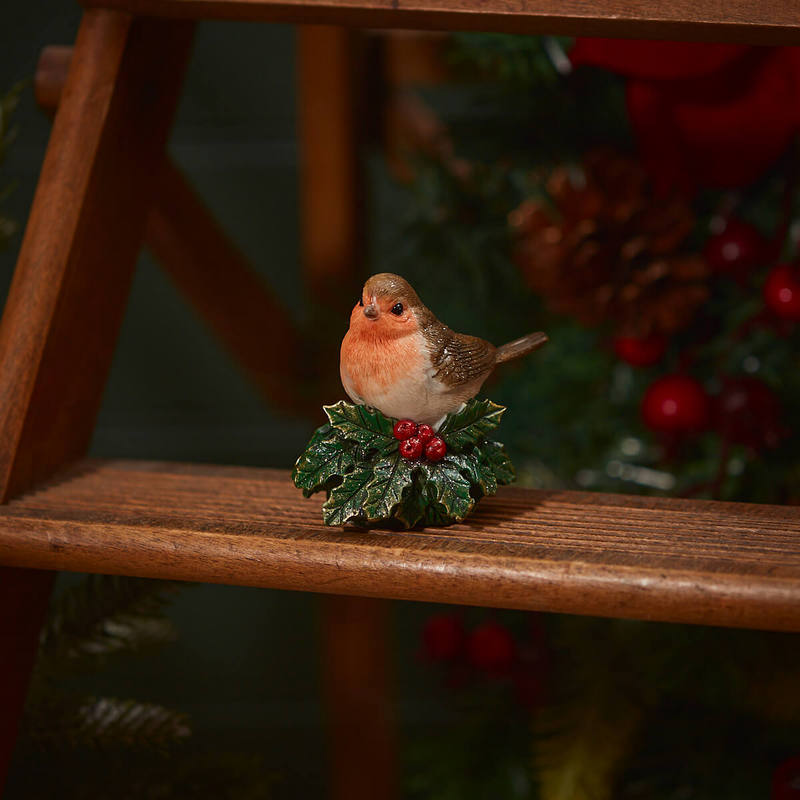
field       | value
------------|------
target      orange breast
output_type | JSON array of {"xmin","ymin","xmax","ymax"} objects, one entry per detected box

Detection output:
[{"xmin": 340, "ymin": 325, "xmax": 425, "ymax": 402}]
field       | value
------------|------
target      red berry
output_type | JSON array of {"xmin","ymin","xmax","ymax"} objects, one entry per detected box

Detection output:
[
  {"xmin": 764, "ymin": 263, "xmax": 800, "ymax": 321},
  {"xmin": 641, "ymin": 374, "xmax": 710, "ymax": 434},
  {"xmin": 467, "ymin": 621, "xmax": 516, "ymax": 674},
  {"xmin": 772, "ymin": 754, "xmax": 800, "ymax": 800},
  {"xmin": 417, "ymin": 424, "xmax": 435, "ymax": 444},
  {"xmin": 703, "ymin": 218, "xmax": 766, "ymax": 276},
  {"xmin": 421, "ymin": 614, "xmax": 465, "ymax": 662},
  {"xmin": 399, "ymin": 436, "xmax": 423, "ymax": 460},
  {"xmin": 424, "ymin": 437, "xmax": 447, "ymax": 462},
  {"xmin": 393, "ymin": 419, "xmax": 418, "ymax": 440},
  {"xmin": 613, "ymin": 333, "xmax": 667, "ymax": 367},
  {"xmin": 715, "ymin": 376, "xmax": 784, "ymax": 449}
]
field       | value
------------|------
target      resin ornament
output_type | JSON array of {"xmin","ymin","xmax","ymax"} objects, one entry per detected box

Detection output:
[{"xmin": 292, "ymin": 273, "xmax": 548, "ymax": 527}]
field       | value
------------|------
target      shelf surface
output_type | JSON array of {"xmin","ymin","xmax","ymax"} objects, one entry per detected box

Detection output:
[
  {"xmin": 80, "ymin": 0, "xmax": 800, "ymax": 44},
  {"xmin": 1, "ymin": 459, "xmax": 799, "ymax": 631}
]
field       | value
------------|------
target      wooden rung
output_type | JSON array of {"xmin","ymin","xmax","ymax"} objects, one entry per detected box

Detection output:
[
  {"xmin": 79, "ymin": 0, "xmax": 800, "ymax": 45},
  {"xmin": 1, "ymin": 459, "xmax": 799, "ymax": 631}
]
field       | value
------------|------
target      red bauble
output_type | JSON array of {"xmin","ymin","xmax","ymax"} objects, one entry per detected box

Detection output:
[
  {"xmin": 467, "ymin": 621, "xmax": 516, "ymax": 674},
  {"xmin": 613, "ymin": 334, "xmax": 667, "ymax": 367},
  {"xmin": 393, "ymin": 419, "xmax": 418, "ymax": 440},
  {"xmin": 772, "ymin": 755, "xmax": 800, "ymax": 800},
  {"xmin": 715, "ymin": 376, "xmax": 784, "ymax": 449},
  {"xmin": 399, "ymin": 436, "xmax": 423, "ymax": 460},
  {"xmin": 703, "ymin": 218, "xmax": 766, "ymax": 276},
  {"xmin": 421, "ymin": 614, "xmax": 465, "ymax": 662},
  {"xmin": 425, "ymin": 437, "xmax": 447, "ymax": 462},
  {"xmin": 764, "ymin": 263, "xmax": 800, "ymax": 321},
  {"xmin": 417, "ymin": 424, "xmax": 435, "ymax": 444},
  {"xmin": 641, "ymin": 374, "xmax": 710, "ymax": 433}
]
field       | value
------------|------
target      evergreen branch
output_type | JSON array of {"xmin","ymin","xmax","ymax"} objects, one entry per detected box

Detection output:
[
  {"xmin": 39, "ymin": 575, "xmax": 183, "ymax": 673},
  {"xmin": 23, "ymin": 693, "xmax": 191, "ymax": 753}
]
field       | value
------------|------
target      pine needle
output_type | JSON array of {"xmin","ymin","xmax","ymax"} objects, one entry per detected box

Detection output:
[
  {"xmin": 38, "ymin": 575, "xmax": 183, "ymax": 674},
  {"xmin": 23, "ymin": 693, "xmax": 191, "ymax": 752}
]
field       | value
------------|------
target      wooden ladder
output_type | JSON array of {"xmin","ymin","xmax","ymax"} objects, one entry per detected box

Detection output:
[{"xmin": 1, "ymin": 1, "xmax": 799, "ymax": 797}]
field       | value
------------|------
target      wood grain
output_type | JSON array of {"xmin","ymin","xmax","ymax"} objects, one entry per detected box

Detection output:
[
  {"xmin": 79, "ymin": 0, "xmax": 800, "ymax": 44},
  {"xmin": 0, "ymin": 11, "xmax": 194, "ymax": 502},
  {"xmin": 1, "ymin": 460, "xmax": 799, "ymax": 631}
]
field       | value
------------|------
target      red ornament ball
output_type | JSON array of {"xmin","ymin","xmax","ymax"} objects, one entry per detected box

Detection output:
[
  {"xmin": 772, "ymin": 754, "xmax": 800, "ymax": 800},
  {"xmin": 715, "ymin": 376, "xmax": 784, "ymax": 449},
  {"xmin": 764, "ymin": 263, "xmax": 800, "ymax": 321},
  {"xmin": 641, "ymin": 374, "xmax": 710, "ymax": 433},
  {"xmin": 467, "ymin": 621, "xmax": 516, "ymax": 674},
  {"xmin": 393, "ymin": 419, "xmax": 418, "ymax": 440},
  {"xmin": 417, "ymin": 424, "xmax": 435, "ymax": 444},
  {"xmin": 421, "ymin": 614, "xmax": 465, "ymax": 662},
  {"xmin": 613, "ymin": 333, "xmax": 667, "ymax": 367},
  {"xmin": 424, "ymin": 437, "xmax": 447, "ymax": 462},
  {"xmin": 399, "ymin": 436, "xmax": 424, "ymax": 460},
  {"xmin": 703, "ymin": 218, "xmax": 766, "ymax": 276}
]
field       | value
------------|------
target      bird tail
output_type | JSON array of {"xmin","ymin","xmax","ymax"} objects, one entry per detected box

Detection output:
[{"xmin": 495, "ymin": 331, "xmax": 548, "ymax": 364}]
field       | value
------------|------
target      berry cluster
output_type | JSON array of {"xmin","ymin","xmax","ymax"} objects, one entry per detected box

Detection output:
[
  {"xmin": 393, "ymin": 419, "xmax": 447, "ymax": 461},
  {"xmin": 420, "ymin": 613, "xmax": 548, "ymax": 709},
  {"xmin": 607, "ymin": 216, "xmax": 791, "ymax": 452}
]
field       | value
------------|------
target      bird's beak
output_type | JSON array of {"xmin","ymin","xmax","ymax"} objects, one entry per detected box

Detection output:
[{"xmin": 363, "ymin": 302, "xmax": 379, "ymax": 320}]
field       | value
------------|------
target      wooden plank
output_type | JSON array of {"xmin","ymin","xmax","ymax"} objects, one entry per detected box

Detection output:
[
  {"xmin": 297, "ymin": 26, "xmax": 364, "ymax": 305},
  {"xmin": 321, "ymin": 596, "xmax": 398, "ymax": 800},
  {"xmin": 0, "ymin": 13, "xmax": 193, "ymax": 786},
  {"xmin": 79, "ymin": 0, "xmax": 800, "ymax": 45},
  {"xmin": 33, "ymin": 46, "xmax": 312, "ymax": 418},
  {"xmin": 1, "ymin": 459, "xmax": 799, "ymax": 632},
  {"xmin": 0, "ymin": 11, "xmax": 195, "ymax": 502}
]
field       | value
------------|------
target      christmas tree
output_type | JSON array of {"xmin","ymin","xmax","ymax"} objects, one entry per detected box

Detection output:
[{"xmin": 381, "ymin": 35, "xmax": 800, "ymax": 798}]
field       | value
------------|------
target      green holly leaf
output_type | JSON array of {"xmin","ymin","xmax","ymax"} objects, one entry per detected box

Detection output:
[
  {"xmin": 481, "ymin": 440, "xmax": 515, "ymax": 485},
  {"xmin": 420, "ymin": 458, "xmax": 475, "ymax": 521},
  {"xmin": 442, "ymin": 450, "xmax": 496, "ymax": 497},
  {"xmin": 394, "ymin": 475, "xmax": 428, "ymax": 529},
  {"xmin": 292, "ymin": 424, "xmax": 359, "ymax": 498},
  {"xmin": 322, "ymin": 465, "xmax": 375, "ymax": 526},
  {"xmin": 438, "ymin": 398, "xmax": 506, "ymax": 451},
  {"xmin": 324, "ymin": 401, "xmax": 397, "ymax": 454},
  {"xmin": 364, "ymin": 453, "xmax": 415, "ymax": 522}
]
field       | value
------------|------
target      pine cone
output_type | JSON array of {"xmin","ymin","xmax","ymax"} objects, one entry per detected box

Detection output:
[{"xmin": 510, "ymin": 149, "xmax": 709, "ymax": 337}]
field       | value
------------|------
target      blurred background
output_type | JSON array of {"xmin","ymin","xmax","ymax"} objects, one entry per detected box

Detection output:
[{"xmin": 2, "ymin": 3, "xmax": 800, "ymax": 798}]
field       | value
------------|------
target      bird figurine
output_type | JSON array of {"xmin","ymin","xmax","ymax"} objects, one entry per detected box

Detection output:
[{"xmin": 340, "ymin": 273, "xmax": 548, "ymax": 427}]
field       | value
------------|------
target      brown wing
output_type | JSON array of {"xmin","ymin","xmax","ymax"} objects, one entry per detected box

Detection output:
[{"xmin": 429, "ymin": 326, "xmax": 497, "ymax": 389}]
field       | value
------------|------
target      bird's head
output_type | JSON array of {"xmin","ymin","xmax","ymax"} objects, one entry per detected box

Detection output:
[{"xmin": 349, "ymin": 273, "xmax": 425, "ymax": 339}]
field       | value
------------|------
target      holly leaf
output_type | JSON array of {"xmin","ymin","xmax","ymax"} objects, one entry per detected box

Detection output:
[
  {"xmin": 481, "ymin": 440, "xmax": 515, "ymax": 485},
  {"xmin": 438, "ymin": 398, "xmax": 506, "ymax": 450},
  {"xmin": 322, "ymin": 465, "xmax": 375, "ymax": 526},
  {"xmin": 420, "ymin": 458, "xmax": 475, "ymax": 521},
  {"xmin": 394, "ymin": 474, "xmax": 428, "ymax": 529},
  {"xmin": 292, "ymin": 424, "xmax": 359, "ymax": 498},
  {"xmin": 440, "ymin": 450, "xmax": 495, "ymax": 498},
  {"xmin": 324, "ymin": 401, "xmax": 397, "ymax": 454},
  {"xmin": 364, "ymin": 453, "xmax": 415, "ymax": 522}
]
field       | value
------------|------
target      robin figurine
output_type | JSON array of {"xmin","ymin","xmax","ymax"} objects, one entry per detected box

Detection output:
[{"xmin": 340, "ymin": 273, "xmax": 548, "ymax": 427}]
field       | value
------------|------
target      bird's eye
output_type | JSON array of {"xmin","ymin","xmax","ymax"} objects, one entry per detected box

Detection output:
[
  {"xmin": 358, "ymin": 296, "xmax": 364, "ymax": 307},
  {"xmin": 391, "ymin": 303, "xmax": 403, "ymax": 316}
]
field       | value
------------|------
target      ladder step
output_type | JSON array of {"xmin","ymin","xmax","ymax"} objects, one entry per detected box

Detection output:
[{"xmin": 1, "ymin": 459, "xmax": 799, "ymax": 631}]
